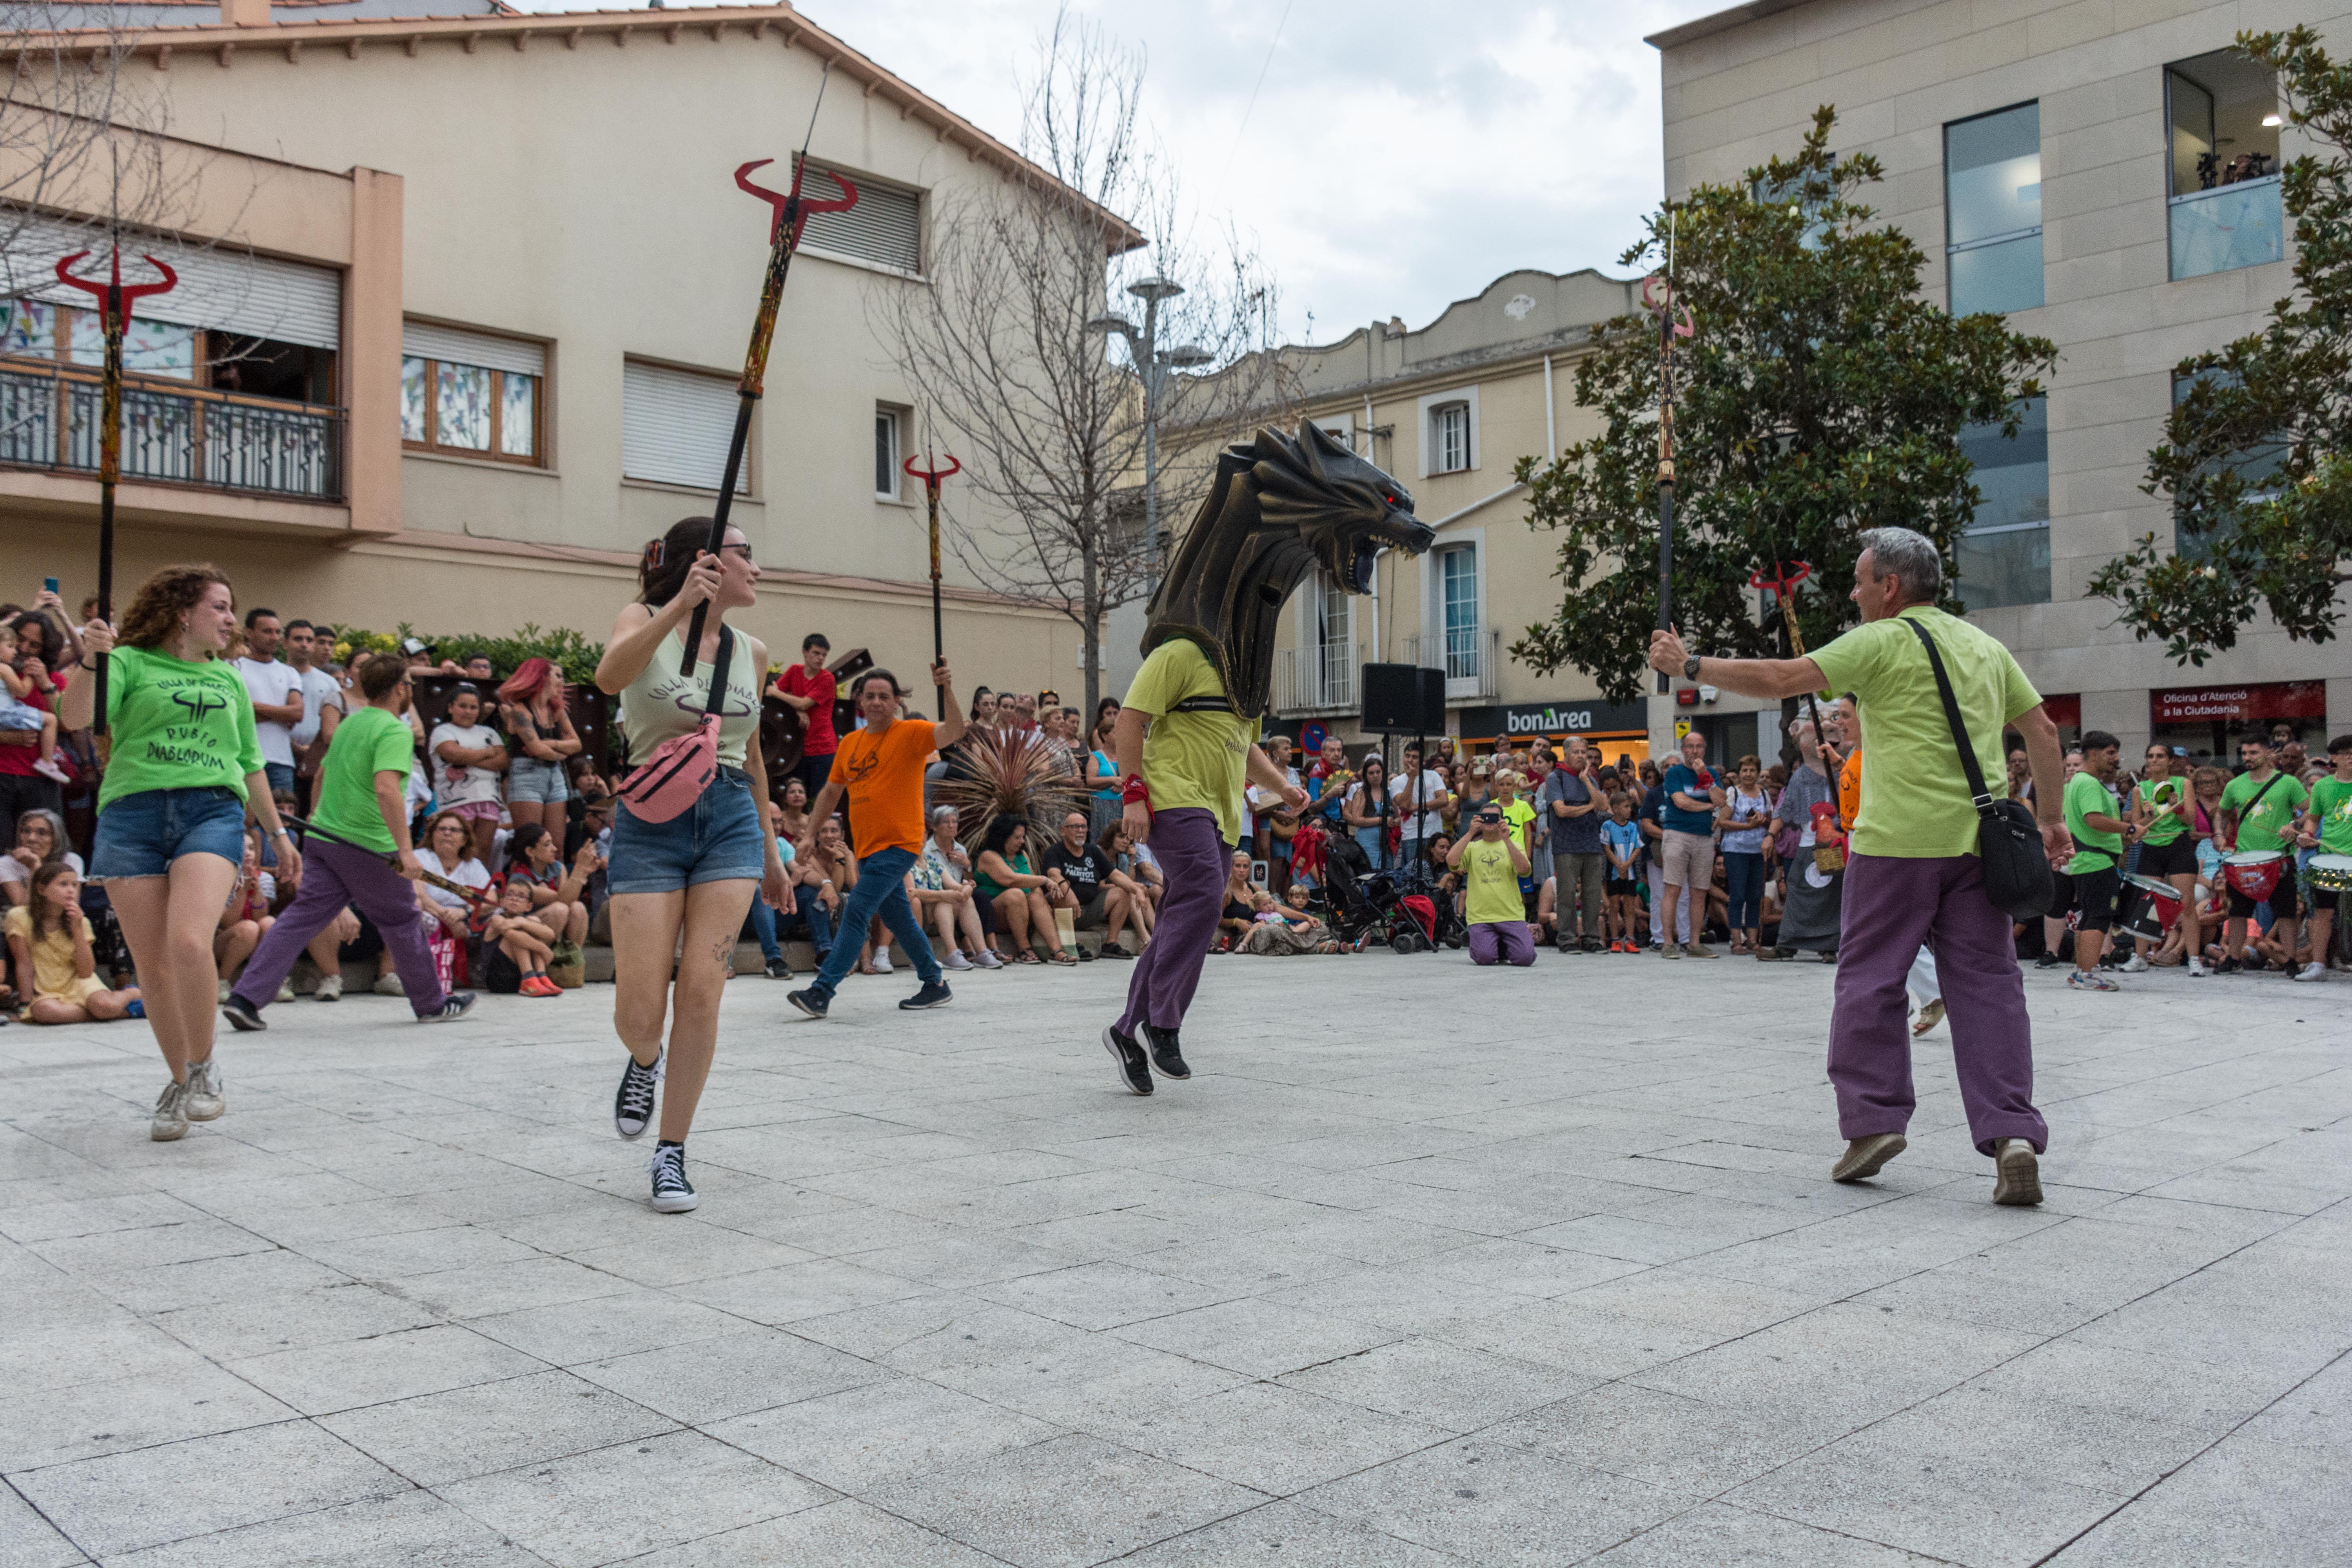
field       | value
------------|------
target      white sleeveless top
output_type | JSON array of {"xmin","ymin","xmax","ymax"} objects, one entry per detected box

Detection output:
[{"xmin": 618, "ymin": 625, "xmax": 761, "ymax": 769}]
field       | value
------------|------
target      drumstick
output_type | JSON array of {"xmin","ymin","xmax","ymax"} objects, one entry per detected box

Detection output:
[{"xmin": 280, "ymin": 812, "xmax": 499, "ymax": 910}]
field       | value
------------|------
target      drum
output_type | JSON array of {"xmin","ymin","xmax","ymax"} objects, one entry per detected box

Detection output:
[
  {"xmin": 2221, "ymin": 849, "xmax": 2286, "ymax": 901},
  {"xmin": 2309, "ymin": 854, "xmax": 2352, "ymax": 893},
  {"xmin": 2117, "ymin": 871, "xmax": 2182, "ymax": 944}
]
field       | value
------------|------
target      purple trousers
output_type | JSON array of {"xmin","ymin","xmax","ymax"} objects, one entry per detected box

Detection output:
[
  {"xmin": 1116, "ymin": 807, "xmax": 1226, "ymax": 1037},
  {"xmin": 1468, "ymin": 920, "xmax": 1535, "ymax": 966},
  {"xmin": 232, "ymin": 838, "xmax": 447, "ymax": 1017},
  {"xmin": 1832, "ymin": 852, "xmax": 2045, "ymax": 1154}
]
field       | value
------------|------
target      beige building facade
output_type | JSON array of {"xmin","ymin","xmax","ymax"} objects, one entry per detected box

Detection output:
[
  {"xmin": 0, "ymin": 0, "xmax": 1127, "ymax": 700},
  {"xmin": 1653, "ymin": 0, "xmax": 2352, "ymax": 764}
]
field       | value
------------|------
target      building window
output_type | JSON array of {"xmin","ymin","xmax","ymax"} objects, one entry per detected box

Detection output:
[
  {"xmin": 1954, "ymin": 395, "xmax": 2049, "ymax": 609},
  {"xmin": 1314, "ymin": 568, "xmax": 1354, "ymax": 707},
  {"xmin": 1440, "ymin": 544, "xmax": 1480, "ymax": 681},
  {"xmin": 621, "ymin": 359, "xmax": 747, "ymax": 493},
  {"xmin": 2166, "ymin": 52, "xmax": 2285, "ymax": 281},
  {"xmin": 1431, "ymin": 402, "xmax": 1470, "ymax": 474},
  {"xmin": 1753, "ymin": 156, "xmax": 1839, "ymax": 249},
  {"xmin": 1945, "ymin": 103, "xmax": 2043, "ymax": 316},
  {"xmin": 875, "ymin": 407, "xmax": 901, "ymax": 499},
  {"xmin": 399, "ymin": 322, "xmax": 545, "ymax": 465},
  {"xmin": 2171, "ymin": 370, "xmax": 2287, "ymax": 562},
  {"xmin": 798, "ymin": 163, "xmax": 923, "ymax": 274}
]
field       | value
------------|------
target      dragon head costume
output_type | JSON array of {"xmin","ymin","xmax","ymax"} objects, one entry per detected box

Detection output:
[{"xmin": 1143, "ymin": 421, "xmax": 1434, "ymax": 716}]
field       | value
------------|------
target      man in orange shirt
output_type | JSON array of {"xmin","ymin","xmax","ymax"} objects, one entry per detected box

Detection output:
[{"xmin": 790, "ymin": 658, "xmax": 962, "ymax": 1019}]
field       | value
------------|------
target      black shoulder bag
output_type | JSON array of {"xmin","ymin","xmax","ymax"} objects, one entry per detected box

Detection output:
[{"xmin": 1904, "ymin": 617, "xmax": 2053, "ymax": 920}]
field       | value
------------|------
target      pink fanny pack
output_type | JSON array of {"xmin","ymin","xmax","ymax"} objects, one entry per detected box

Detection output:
[{"xmin": 616, "ymin": 625, "xmax": 733, "ymax": 824}]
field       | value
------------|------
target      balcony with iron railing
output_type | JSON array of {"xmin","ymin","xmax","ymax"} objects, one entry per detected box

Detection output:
[
  {"xmin": 1402, "ymin": 626, "xmax": 1502, "ymax": 702},
  {"xmin": 0, "ymin": 360, "xmax": 344, "ymax": 502},
  {"xmin": 1272, "ymin": 640, "xmax": 1362, "ymax": 716}
]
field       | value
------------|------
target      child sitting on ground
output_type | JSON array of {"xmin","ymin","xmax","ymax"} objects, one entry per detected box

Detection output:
[
  {"xmin": 5, "ymin": 861, "xmax": 141, "ymax": 1023},
  {"xmin": 477, "ymin": 875, "xmax": 561, "ymax": 996},
  {"xmin": 1240, "ymin": 885, "xmax": 1355, "ymax": 955},
  {"xmin": 0, "ymin": 622, "xmax": 71, "ymax": 785}
]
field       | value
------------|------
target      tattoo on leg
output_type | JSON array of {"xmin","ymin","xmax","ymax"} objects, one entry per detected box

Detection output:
[{"xmin": 710, "ymin": 936, "xmax": 733, "ymax": 964}]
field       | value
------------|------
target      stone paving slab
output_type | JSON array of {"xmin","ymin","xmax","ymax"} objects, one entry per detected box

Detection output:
[{"xmin": 0, "ymin": 948, "xmax": 2345, "ymax": 1566}]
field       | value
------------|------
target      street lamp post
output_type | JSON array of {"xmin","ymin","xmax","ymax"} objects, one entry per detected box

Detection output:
[{"xmin": 1088, "ymin": 275, "xmax": 1210, "ymax": 573}]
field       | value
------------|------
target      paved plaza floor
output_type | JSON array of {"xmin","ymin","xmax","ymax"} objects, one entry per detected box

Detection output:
[{"xmin": 0, "ymin": 947, "xmax": 2345, "ymax": 1567}]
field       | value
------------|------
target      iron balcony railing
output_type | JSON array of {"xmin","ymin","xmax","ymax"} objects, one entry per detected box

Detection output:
[
  {"xmin": 1401, "ymin": 627, "xmax": 1502, "ymax": 701},
  {"xmin": 0, "ymin": 360, "xmax": 344, "ymax": 501},
  {"xmin": 1272, "ymin": 640, "xmax": 1363, "ymax": 716}
]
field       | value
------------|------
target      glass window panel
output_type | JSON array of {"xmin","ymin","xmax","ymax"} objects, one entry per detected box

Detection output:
[
  {"xmin": 1955, "ymin": 526, "xmax": 2050, "ymax": 610},
  {"xmin": 1945, "ymin": 103, "xmax": 2041, "ymax": 245},
  {"xmin": 1950, "ymin": 231, "xmax": 2044, "ymax": 316},
  {"xmin": 69, "ymin": 312, "xmax": 194, "ymax": 378},
  {"xmin": 401, "ymin": 356, "xmax": 427, "ymax": 442},
  {"xmin": 1955, "ymin": 396, "xmax": 2050, "ymax": 608},
  {"xmin": 436, "ymin": 361, "xmax": 490, "ymax": 450},
  {"xmin": 499, "ymin": 372, "xmax": 536, "ymax": 457},
  {"xmin": 2168, "ymin": 70, "xmax": 2215, "ymax": 196},
  {"xmin": 0, "ymin": 301, "xmax": 54, "ymax": 357},
  {"xmin": 1441, "ymin": 546, "xmax": 1479, "ymax": 679},
  {"xmin": 1434, "ymin": 404, "xmax": 1468, "ymax": 472},
  {"xmin": 875, "ymin": 410, "xmax": 897, "ymax": 495},
  {"xmin": 2169, "ymin": 179, "xmax": 2284, "ymax": 280},
  {"xmin": 2171, "ymin": 371, "xmax": 2287, "ymax": 561}
]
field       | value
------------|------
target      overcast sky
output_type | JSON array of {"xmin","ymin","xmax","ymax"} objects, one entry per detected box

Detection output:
[{"xmin": 529, "ymin": 0, "xmax": 1734, "ymax": 345}]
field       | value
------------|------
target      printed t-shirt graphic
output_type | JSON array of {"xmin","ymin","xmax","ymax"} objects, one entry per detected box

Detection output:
[
  {"xmin": 2220, "ymin": 769, "xmax": 2307, "ymax": 853},
  {"xmin": 2135, "ymin": 777, "xmax": 2189, "ymax": 844},
  {"xmin": 1461, "ymin": 837, "xmax": 1523, "ymax": 926},
  {"xmin": 2310, "ymin": 775, "xmax": 2352, "ymax": 856},
  {"xmin": 829, "ymin": 720, "xmax": 939, "ymax": 858},
  {"xmin": 97, "ymin": 646, "xmax": 264, "ymax": 809}
]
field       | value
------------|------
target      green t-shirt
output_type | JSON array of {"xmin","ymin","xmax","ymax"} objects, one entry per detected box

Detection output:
[
  {"xmin": 1808, "ymin": 606, "xmax": 2041, "ymax": 859},
  {"xmin": 2134, "ymin": 777, "xmax": 2189, "ymax": 845},
  {"xmin": 2063, "ymin": 771, "xmax": 2122, "ymax": 874},
  {"xmin": 1125, "ymin": 638, "xmax": 1252, "ymax": 847},
  {"xmin": 310, "ymin": 705, "xmax": 416, "ymax": 855},
  {"xmin": 96, "ymin": 646, "xmax": 264, "ymax": 811},
  {"xmin": 1461, "ymin": 837, "xmax": 1524, "ymax": 926},
  {"xmin": 2219, "ymin": 768, "xmax": 2307, "ymax": 854},
  {"xmin": 2310, "ymin": 776, "xmax": 2352, "ymax": 857}
]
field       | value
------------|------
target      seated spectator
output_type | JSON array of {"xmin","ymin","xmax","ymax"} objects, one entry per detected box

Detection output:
[
  {"xmin": 428, "ymin": 683, "xmax": 509, "ymax": 866},
  {"xmin": 1216, "ymin": 849, "xmax": 1261, "ymax": 952},
  {"xmin": 1240, "ymin": 885, "xmax": 1349, "ymax": 954},
  {"xmin": 416, "ymin": 809, "xmax": 490, "ymax": 982},
  {"xmin": 501, "ymin": 822, "xmax": 595, "ymax": 951},
  {"xmin": 1097, "ymin": 819, "xmax": 1155, "ymax": 956},
  {"xmin": 1, "ymin": 808, "xmax": 78, "ymax": 908},
  {"xmin": 477, "ymin": 877, "xmax": 561, "ymax": 996},
  {"xmin": 215, "ymin": 832, "xmax": 278, "ymax": 1003},
  {"xmin": 745, "ymin": 800, "xmax": 802, "ymax": 980},
  {"xmin": 1042, "ymin": 808, "xmax": 1122, "ymax": 962},
  {"xmin": 911, "ymin": 804, "xmax": 1000, "ymax": 973},
  {"xmin": 6, "ymin": 861, "xmax": 140, "ymax": 1023},
  {"xmin": 975, "ymin": 814, "xmax": 1075, "ymax": 965},
  {"xmin": 789, "ymin": 815, "xmax": 846, "ymax": 964},
  {"xmin": 1450, "ymin": 803, "xmax": 1534, "ymax": 967}
]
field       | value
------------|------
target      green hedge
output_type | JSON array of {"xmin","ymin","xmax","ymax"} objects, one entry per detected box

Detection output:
[{"xmin": 319, "ymin": 622, "xmax": 606, "ymax": 684}]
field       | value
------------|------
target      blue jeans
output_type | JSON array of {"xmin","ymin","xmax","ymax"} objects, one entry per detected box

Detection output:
[
  {"xmin": 808, "ymin": 846, "xmax": 938, "ymax": 1001},
  {"xmin": 751, "ymin": 891, "xmax": 835, "ymax": 962},
  {"xmin": 263, "ymin": 761, "xmax": 295, "ymax": 796},
  {"xmin": 1724, "ymin": 850, "xmax": 1765, "ymax": 931}
]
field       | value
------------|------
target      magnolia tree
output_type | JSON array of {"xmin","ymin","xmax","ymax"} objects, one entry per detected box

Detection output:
[
  {"xmin": 2091, "ymin": 27, "xmax": 2352, "ymax": 665},
  {"xmin": 1511, "ymin": 109, "xmax": 2056, "ymax": 706}
]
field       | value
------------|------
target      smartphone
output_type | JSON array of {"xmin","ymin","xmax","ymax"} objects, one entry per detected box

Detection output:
[{"xmin": 44, "ymin": 577, "xmax": 58, "ymax": 595}]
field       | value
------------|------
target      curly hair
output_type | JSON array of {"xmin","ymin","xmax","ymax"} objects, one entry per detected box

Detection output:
[{"xmin": 117, "ymin": 564, "xmax": 232, "ymax": 652}]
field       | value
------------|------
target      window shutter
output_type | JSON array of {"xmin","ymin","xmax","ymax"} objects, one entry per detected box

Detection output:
[
  {"xmin": 799, "ymin": 165, "xmax": 922, "ymax": 274},
  {"xmin": 401, "ymin": 321, "xmax": 544, "ymax": 378},
  {"xmin": 622, "ymin": 360, "xmax": 747, "ymax": 492},
  {"xmin": 0, "ymin": 213, "xmax": 341, "ymax": 350}
]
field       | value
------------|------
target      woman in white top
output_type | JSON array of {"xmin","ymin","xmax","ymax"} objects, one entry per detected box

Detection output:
[
  {"xmin": 414, "ymin": 809, "xmax": 494, "ymax": 941},
  {"xmin": 0, "ymin": 808, "xmax": 80, "ymax": 908},
  {"xmin": 592, "ymin": 516, "xmax": 790, "ymax": 1214},
  {"xmin": 428, "ymin": 684, "xmax": 510, "ymax": 866}
]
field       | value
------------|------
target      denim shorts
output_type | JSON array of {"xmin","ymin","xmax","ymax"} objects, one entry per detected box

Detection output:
[
  {"xmin": 91, "ymin": 786, "xmax": 247, "ymax": 880},
  {"xmin": 508, "ymin": 756, "xmax": 569, "ymax": 804},
  {"xmin": 604, "ymin": 766, "xmax": 763, "ymax": 895}
]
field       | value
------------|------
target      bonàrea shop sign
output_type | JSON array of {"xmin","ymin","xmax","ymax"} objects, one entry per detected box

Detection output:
[{"xmin": 2150, "ymin": 681, "xmax": 2326, "ymax": 724}]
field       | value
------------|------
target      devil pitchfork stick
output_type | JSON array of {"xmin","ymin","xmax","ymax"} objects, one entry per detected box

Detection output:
[
  {"xmin": 902, "ymin": 449, "xmax": 960, "ymax": 718},
  {"xmin": 280, "ymin": 812, "xmax": 499, "ymax": 911},
  {"xmin": 54, "ymin": 243, "xmax": 177, "ymax": 742},
  {"xmin": 679, "ymin": 62, "xmax": 858, "ymax": 678},
  {"xmin": 1644, "ymin": 210, "xmax": 1692, "ymax": 699}
]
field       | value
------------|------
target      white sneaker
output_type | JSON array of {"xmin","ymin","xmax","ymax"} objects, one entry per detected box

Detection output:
[
  {"xmin": 32, "ymin": 756, "xmax": 72, "ymax": 785},
  {"xmin": 2188, "ymin": 957, "xmax": 2209, "ymax": 977},
  {"xmin": 183, "ymin": 1058, "xmax": 225, "ymax": 1121},
  {"xmin": 151, "ymin": 1079, "xmax": 189, "ymax": 1142},
  {"xmin": 975, "ymin": 948, "xmax": 1005, "ymax": 969},
  {"xmin": 872, "ymin": 949, "xmax": 893, "ymax": 975},
  {"xmin": 2293, "ymin": 962, "xmax": 2326, "ymax": 982},
  {"xmin": 315, "ymin": 973, "xmax": 344, "ymax": 1002},
  {"xmin": 217, "ymin": 979, "xmax": 233, "ymax": 1004},
  {"xmin": 942, "ymin": 950, "xmax": 974, "ymax": 971},
  {"xmin": 2119, "ymin": 954, "xmax": 2149, "ymax": 974},
  {"xmin": 373, "ymin": 973, "xmax": 403, "ymax": 996},
  {"xmin": 276, "ymin": 977, "xmax": 296, "ymax": 1003}
]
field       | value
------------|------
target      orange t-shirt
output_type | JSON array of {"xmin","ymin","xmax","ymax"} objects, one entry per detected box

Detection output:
[
  {"xmin": 1838, "ymin": 748, "xmax": 1862, "ymax": 828},
  {"xmin": 828, "ymin": 718, "xmax": 939, "ymax": 858}
]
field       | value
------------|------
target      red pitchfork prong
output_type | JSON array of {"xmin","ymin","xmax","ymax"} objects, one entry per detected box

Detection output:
[
  {"xmin": 734, "ymin": 157, "xmax": 859, "ymax": 245},
  {"xmin": 902, "ymin": 451, "xmax": 961, "ymax": 488},
  {"xmin": 54, "ymin": 248, "xmax": 179, "ymax": 311}
]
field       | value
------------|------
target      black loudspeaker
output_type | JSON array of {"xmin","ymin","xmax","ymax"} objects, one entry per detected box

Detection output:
[{"xmin": 1361, "ymin": 663, "xmax": 1446, "ymax": 735}]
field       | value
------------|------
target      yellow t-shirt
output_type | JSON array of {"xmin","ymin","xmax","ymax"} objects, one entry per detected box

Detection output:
[
  {"xmin": 1461, "ymin": 838, "xmax": 1524, "ymax": 926},
  {"xmin": 1499, "ymin": 797, "xmax": 1537, "ymax": 852},
  {"xmin": 1125, "ymin": 639, "xmax": 1251, "ymax": 847},
  {"xmin": 4, "ymin": 905, "xmax": 82, "ymax": 1000}
]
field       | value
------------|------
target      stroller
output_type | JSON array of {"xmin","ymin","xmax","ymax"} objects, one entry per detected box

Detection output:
[{"xmin": 1314, "ymin": 831, "xmax": 1444, "ymax": 952}]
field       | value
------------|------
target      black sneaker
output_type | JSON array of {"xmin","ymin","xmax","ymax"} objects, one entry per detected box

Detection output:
[
  {"xmin": 420, "ymin": 991, "xmax": 477, "ymax": 1024},
  {"xmin": 2216, "ymin": 956, "xmax": 2242, "ymax": 974},
  {"xmin": 648, "ymin": 1143, "xmax": 698, "ymax": 1213},
  {"xmin": 1101, "ymin": 1025, "xmax": 1153, "ymax": 1095},
  {"xmin": 220, "ymin": 993, "xmax": 266, "ymax": 1032},
  {"xmin": 614, "ymin": 1053, "xmax": 660, "ymax": 1140},
  {"xmin": 787, "ymin": 988, "xmax": 829, "ymax": 1020},
  {"xmin": 2034, "ymin": 953, "xmax": 2065, "ymax": 969},
  {"xmin": 764, "ymin": 955, "xmax": 792, "ymax": 980},
  {"xmin": 900, "ymin": 982, "xmax": 953, "ymax": 1010},
  {"xmin": 1582, "ymin": 939, "xmax": 1604, "ymax": 955},
  {"xmin": 1140, "ymin": 1022, "xmax": 1190, "ymax": 1080}
]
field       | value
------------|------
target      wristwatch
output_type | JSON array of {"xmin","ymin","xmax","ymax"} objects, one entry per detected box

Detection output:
[{"xmin": 1683, "ymin": 654, "xmax": 1703, "ymax": 681}]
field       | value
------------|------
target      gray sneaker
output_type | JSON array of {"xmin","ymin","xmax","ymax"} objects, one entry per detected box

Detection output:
[
  {"xmin": 1659, "ymin": 943, "xmax": 1683, "ymax": 960},
  {"xmin": 151, "ymin": 1079, "xmax": 189, "ymax": 1142},
  {"xmin": 183, "ymin": 1058, "xmax": 225, "ymax": 1121},
  {"xmin": 1992, "ymin": 1138, "xmax": 2043, "ymax": 1206},
  {"xmin": 1684, "ymin": 942, "xmax": 1719, "ymax": 958}
]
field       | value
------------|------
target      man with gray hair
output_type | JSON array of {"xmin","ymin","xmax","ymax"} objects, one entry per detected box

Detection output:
[{"xmin": 1650, "ymin": 526, "xmax": 2072, "ymax": 1207}]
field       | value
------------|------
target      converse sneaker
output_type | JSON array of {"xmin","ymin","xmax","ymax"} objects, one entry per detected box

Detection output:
[
  {"xmin": 648, "ymin": 1143, "xmax": 698, "ymax": 1212},
  {"xmin": 787, "ymin": 988, "xmax": 829, "ymax": 1020},
  {"xmin": 151, "ymin": 1079, "xmax": 189, "ymax": 1142},
  {"xmin": 942, "ymin": 950, "xmax": 974, "ymax": 971},
  {"xmin": 220, "ymin": 992, "xmax": 266, "ymax": 1033},
  {"xmin": 1100, "ymin": 1025, "xmax": 1153, "ymax": 1096},
  {"xmin": 614, "ymin": 1052, "xmax": 661, "ymax": 1140},
  {"xmin": 899, "ymin": 982, "xmax": 953, "ymax": 1010},
  {"xmin": 420, "ymin": 991, "xmax": 478, "ymax": 1023},
  {"xmin": 183, "ymin": 1058, "xmax": 225, "ymax": 1122},
  {"xmin": 1992, "ymin": 1138, "xmax": 2043, "ymax": 1206},
  {"xmin": 316, "ymin": 973, "xmax": 343, "ymax": 1002},
  {"xmin": 1139, "ymin": 1022, "xmax": 1190, "ymax": 1080}
]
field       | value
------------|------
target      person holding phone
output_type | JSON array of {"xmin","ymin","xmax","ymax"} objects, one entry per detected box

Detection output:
[{"xmin": 1448, "ymin": 804, "xmax": 1534, "ymax": 967}]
